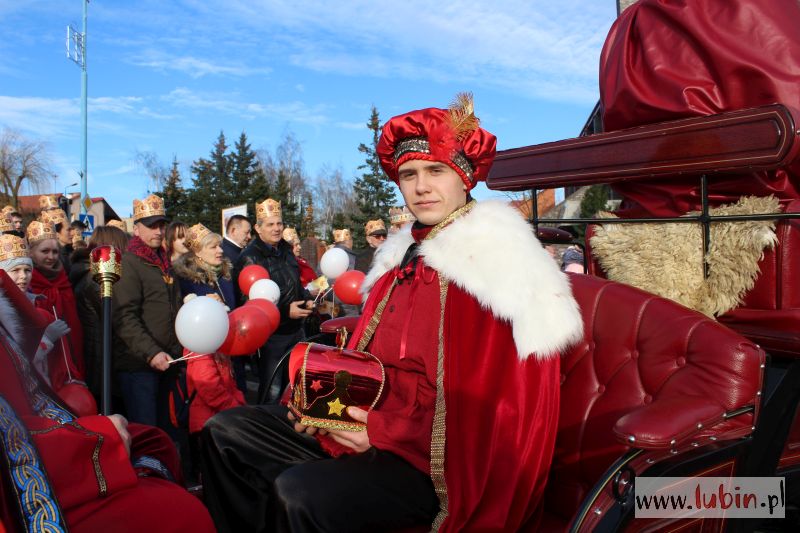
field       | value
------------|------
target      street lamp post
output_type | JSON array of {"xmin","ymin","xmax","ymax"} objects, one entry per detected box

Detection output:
[{"xmin": 66, "ymin": 0, "xmax": 89, "ymax": 214}]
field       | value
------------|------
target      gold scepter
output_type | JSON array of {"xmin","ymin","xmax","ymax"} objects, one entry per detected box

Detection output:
[{"xmin": 90, "ymin": 245, "xmax": 122, "ymax": 415}]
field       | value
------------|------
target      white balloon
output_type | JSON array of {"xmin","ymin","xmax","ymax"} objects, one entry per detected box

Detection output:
[
  {"xmin": 320, "ymin": 247, "xmax": 350, "ymax": 279},
  {"xmin": 250, "ymin": 278, "xmax": 281, "ymax": 304},
  {"xmin": 175, "ymin": 295, "xmax": 230, "ymax": 354}
]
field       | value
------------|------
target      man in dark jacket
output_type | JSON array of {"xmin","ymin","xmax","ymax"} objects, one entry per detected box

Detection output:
[
  {"xmin": 112, "ymin": 194, "xmax": 182, "ymax": 426},
  {"xmin": 222, "ymin": 214, "xmax": 251, "ymax": 264},
  {"xmin": 234, "ymin": 198, "xmax": 311, "ymax": 402}
]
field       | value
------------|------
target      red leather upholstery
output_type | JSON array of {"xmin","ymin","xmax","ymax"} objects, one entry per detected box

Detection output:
[
  {"xmin": 542, "ymin": 274, "xmax": 764, "ymax": 529},
  {"xmin": 319, "ymin": 316, "xmax": 361, "ymax": 334}
]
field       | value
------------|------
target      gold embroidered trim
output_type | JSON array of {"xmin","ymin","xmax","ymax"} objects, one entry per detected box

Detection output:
[
  {"xmin": 30, "ymin": 422, "xmax": 108, "ymax": 496},
  {"xmin": 430, "ymin": 276, "xmax": 449, "ymax": 531},
  {"xmin": 355, "ymin": 279, "xmax": 399, "ymax": 352},
  {"xmin": 297, "ymin": 416, "xmax": 366, "ymax": 432},
  {"xmin": 393, "ymin": 137, "xmax": 475, "ymax": 182},
  {"xmin": 425, "ymin": 200, "xmax": 476, "ymax": 241}
]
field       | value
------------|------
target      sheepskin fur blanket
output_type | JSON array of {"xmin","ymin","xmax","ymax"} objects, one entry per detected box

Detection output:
[{"xmin": 589, "ymin": 195, "xmax": 780, "ymax": 317}]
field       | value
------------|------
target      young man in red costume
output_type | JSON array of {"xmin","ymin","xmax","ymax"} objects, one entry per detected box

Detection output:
[
  {"xmin": 200, "ymin": 94, "xmax": 582, "ymax": 532},
  {"xmin": 0, "ymin": 269, "xmax": 215, "ymax": 533}
]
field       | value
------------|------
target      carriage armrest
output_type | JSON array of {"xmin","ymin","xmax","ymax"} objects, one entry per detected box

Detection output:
[
  {"xmin": 487, "ymin": 104, "xmax": 798, "ymax": 191},
  {"xmin": 613, "ymin": 396, "xmax": 725, "ymax": 449}
]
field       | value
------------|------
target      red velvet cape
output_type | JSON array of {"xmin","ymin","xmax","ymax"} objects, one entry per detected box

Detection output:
[{"xmin": 348, "ymin": 270, "xmax": 560, "ymax": 532}]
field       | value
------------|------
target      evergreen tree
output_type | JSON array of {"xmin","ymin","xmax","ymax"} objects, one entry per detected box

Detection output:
[
  {"xmin": 351, "ymin": 106, "xmax": 395, "ymax": 246},
  {"xmin": 579, "ymin": 185, "xmax": 610, "ymax": 219},
  {"xmin": 230, "ymin": 131, "xmax": 270, "ymax": 222},
  {"xmin": 329, "ymin": 212, "xmax": 351, "ymax": 244},
  {"xmin": 187, "ymin": 131, "xmax": 231, "ymax": 231},
  {"xmin": 162, "ymin": 156, "xmax": 188, "ymax": 220}
]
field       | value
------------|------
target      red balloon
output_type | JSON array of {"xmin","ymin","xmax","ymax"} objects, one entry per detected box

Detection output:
[
  {"xmin": 238, "ymin": 265, "xmax": 270, "ymax": 296},
  {"xmin": 218, "ymin": 306, "xmax": 271, "ymax": 356},
  {"xmin": 333, "ymin": 270, "xmax": 366, "ymax": 305},
  {"xmin": 245, "ymin": 298, "xmax": 280, "ymax": 336}
]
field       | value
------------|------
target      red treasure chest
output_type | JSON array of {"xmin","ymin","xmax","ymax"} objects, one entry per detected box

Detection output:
[{"xmin": 287, "ymin": 330, "xmax": 385, "ymax": 431}]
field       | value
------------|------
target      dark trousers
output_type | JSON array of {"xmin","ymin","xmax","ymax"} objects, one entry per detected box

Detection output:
[
  {"xmin": 200, "ymin": 404, "xmax": 438, "ymax": 533},
  {"xmin": 257, "ymin": 329, "xmax": 304, "ymax": 403},
  {"xmin": 118, "ymin": 370, "xmax": 159, "ymax": 426}
]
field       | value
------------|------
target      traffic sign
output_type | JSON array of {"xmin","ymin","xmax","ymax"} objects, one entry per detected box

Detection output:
[
  {"xmin": 79, "ymin": 213, "xmax": 95, "ymax": 240},
  {"xmin": 82, "ymin": 195, "xmax": 93, "ymax": 211}
]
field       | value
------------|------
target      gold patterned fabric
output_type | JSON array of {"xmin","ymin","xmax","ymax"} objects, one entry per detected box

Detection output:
[
  {"xmin": 332, "ymin": 228, "xmax": 351, "ymax": 243},
  {"xmin": 256, "ymin": 198, "xmax": 281, "ymax": 220},
  {"xmin": 365, "ymin": 219, "xmax": 387, "ymax": 236},
  {"xmin": 282, "ymin": 227, "xmax": 300, "ymax": 244},
  {"xmin": 26, "ymin": 221, "xmax": 57, "ymax": 245},
  {"xmin": 38, "ymin": 195, "xmax": 59, "ymax": 210},
  {"xmin": 132, "ymin": 194, "xmax": 166, "ymax": 222},
  {"xmin": 40, "ymin": 208, "xmax": 67, "ymax": 226},
  {"xmin": 0, "ymin": 234, "xmax": 29, "ymax": 261},
  {"xmin": 185, "ymin": 223, "xmax": 212, "ymax": 252}
]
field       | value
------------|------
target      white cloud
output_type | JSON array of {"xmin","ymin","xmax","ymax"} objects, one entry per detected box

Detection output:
[
  {"xmin": 163, "ymin": 87, "xmax": 329, "ymax": 124},
  {"xmin": 129, "ymin": 51, "xmax": 272, "ymax": 78}
]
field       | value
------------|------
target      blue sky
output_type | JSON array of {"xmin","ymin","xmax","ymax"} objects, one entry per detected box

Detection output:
[{"xmin": 0, "ymin": 0, "xmax": 618, "ymax": 218}]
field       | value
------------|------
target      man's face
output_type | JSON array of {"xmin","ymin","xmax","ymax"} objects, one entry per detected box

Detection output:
[
  {"xmin": 57, "ymin": 224, "xmax": 71, "ymax": 245},
  {"xmin": 366, "ymin": 234, "xmax": 386, "ymax": 249},
  {"xmin": 255, "ymin": 216, "xmax": 284, "ymax": 246},
  {"xmin": 397, "ymin": 160, "xmax": 468, "ymax": 226},
  {"xmin": 11, "ymin": 215, "xmax": 22, "ymax": 231},
  {"xmin": 134, "ymin": 220, "xmax": 166, "ymax": 249},
  {"xmin": 231, "ymin": 220, "xmax": 252, "ymax": 247}
]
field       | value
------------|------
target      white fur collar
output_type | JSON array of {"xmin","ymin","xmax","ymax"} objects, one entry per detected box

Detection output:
[
  {"xmin": 363, "ymin": 200, "xmax": 583, "ymax": 360},
  {"xmin": 0, "ymin": 288, "xmax": 22, "ymax": 344}
]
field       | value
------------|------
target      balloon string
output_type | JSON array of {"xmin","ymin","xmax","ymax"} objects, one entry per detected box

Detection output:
[
  {"xmin": 52, "ymin": 306, "xmax": 73, "ymax": 382},
  {"xmin": 168, "ymin": 351, "xmax": 209, "ymax": 364}
]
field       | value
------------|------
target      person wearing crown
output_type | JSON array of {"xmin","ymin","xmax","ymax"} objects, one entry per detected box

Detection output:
[
  {"xmin": 1, "ymin": 205, "xmax": 23, "ymax": 236},
  {"xmin": 389, "ymin": 205, "xmax": 415, "ymax": 233},
  {"xmin": 282, "ymin": 227, "xmax": 317, "ymax": 286},
  {"xmin": 112, "ymin": 194, "xmax": 182, "ymax": 428},
  {"xmin": 200, "ymin": 95, "xmax": 582, "ymax": 532},
  {"xmin": 26, "ymin": 221, "xmax": 89, "ymax": 400},
  {"xmin": 355, "ymin": 219, "xmax": 388, "ymax": 273},
  {"xmin": 233, "ymin": 198, "xmax": 312, "ymax": 402}
]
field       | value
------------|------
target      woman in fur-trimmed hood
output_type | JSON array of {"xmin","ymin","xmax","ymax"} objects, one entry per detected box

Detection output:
[{"xmin": 173, "ymin": 224, "xmax": 235, "ymax": 308}]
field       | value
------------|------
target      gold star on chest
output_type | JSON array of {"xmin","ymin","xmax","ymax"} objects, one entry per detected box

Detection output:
[{"xmin": 327, "ymin": 397, "xmax": 346, "ymax": 417}]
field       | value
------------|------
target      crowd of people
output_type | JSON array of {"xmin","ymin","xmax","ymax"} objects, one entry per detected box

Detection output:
[{"xmin": 0, "ymin": 95, "xmax": 583, "ymax": 532}]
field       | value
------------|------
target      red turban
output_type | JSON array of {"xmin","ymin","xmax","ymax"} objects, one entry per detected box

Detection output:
[{"xmin": 377, "ymin": 95, "xmax": 497, "ymax": 190}]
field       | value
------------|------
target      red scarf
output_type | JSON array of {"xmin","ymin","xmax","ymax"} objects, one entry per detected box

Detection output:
[
  {"xmin": 29, "ymin": 267, "xmax": 85, "ymax": 376},
  {"xmin": 128, "ymin": 236, "xmax": 171, "ymax": 274}
]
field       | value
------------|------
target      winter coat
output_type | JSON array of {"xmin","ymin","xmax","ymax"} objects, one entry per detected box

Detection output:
[
  {"xmin": 71, "ymin": 248, "xmax": 103, "ymax": 397},
  {"xmin": 221, "ymin": 238, "xmax": 244, "ymax": 266},
  {"xmin": 112, "ymin": 249, "xmax": 182, "ymax": 372},
  {"xmin": 173, "ymin": 253, "xmax": 235, "ymax": 309},
  {"xmin": 186, "ymin": 352, "xmax": 245, "ymax": 434},
  {"xmin": 234, "ymin": 238, "xmax": 308, "ymax": 335}
]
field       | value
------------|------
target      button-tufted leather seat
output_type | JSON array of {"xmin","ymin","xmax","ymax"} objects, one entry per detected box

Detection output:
[{"xmin": 541, "ymin": 274, "xmax": 764, "ymax": 531}]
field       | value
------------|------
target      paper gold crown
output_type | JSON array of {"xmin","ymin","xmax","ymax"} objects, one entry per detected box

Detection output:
[
  {"xmin": 26, "ymin": 221, "xmax": 57, "ymax": 244},
  {"xmin": 0, "ymin": 234, "xmax": 29, "ymax": 262},
  {"xmin": 185, "ymin": 223, "xmax": 213, "ymax": 252},
  {"xmin": 283, "ymin": 227, "xmax": 300, "ymax": 243},
  {"xmin": 0, "ymin": 216, "xmax": 13, "ymax": 233},
  {"xmin": 389, "ymin": 206, "xmax": 415, "ymax": 225},
  {"xmin": 256, "ymin": 198, "xmax": 282, "ymax": 220},
  {"xmin": 132, "ymin": 194, "xmax": 166, "ymax": 222},
  {"xmin": 365, "ymin": 219, "xmax": 387, "ymax": 235},
  {"xmin": 106, "ymin": 220, "xmax": 126, "ymax": 231},
  {"xmin": 332, "ymin": 228, "xmax": 351, "ymax": 243},
  {"xmin": 2, "ymin": 205, "xmax": 16, "ymax": 216},
  {"xmin": 39, "ymin": 195, "xmax": 60, "ymax": 210},
  {"xmin": 40, "ymin": 208, "xmax": 67, "ymax": 226}
]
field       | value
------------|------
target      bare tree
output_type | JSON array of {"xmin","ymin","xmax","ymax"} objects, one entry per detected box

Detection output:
[
  {"xmin": 314, "ymin": 165, "xmax": 358, "ymax": 237},
  {"xmin": 134, "ymin": 150, "xmax": 169, "ymax": 194},
  {"xmin": 0, "ymin": 128, "xmax": 54, "ymax": 207}
]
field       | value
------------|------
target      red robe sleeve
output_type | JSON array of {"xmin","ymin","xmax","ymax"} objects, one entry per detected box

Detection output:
[
  {"xmin": 23, "ymin": 415, "xmax": 138, "ymax": 511},
  {"xmin": 437, "ymin": 284, "xmax": 560, "ymax": 532}
]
